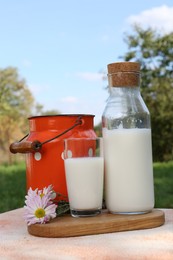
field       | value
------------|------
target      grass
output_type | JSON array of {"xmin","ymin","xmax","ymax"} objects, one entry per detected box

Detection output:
[
  {"xmin": 153, "ymin": 161, "xmax": 173, "ymax": 208},
  {"xmin": 0, "ymin": 161, "xmax": 173, "ymax": 213},
  {"xmin": 0, "ymin": 162, "xmax": 26, "ymax": 213}
]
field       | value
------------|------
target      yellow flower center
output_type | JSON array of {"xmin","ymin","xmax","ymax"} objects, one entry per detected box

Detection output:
[
  {"xmin": 35, "ymin": 208, "xmax": 45, "ymax": 218},
  {"xmin": 40, "ymin": 193, "xmax": 44, "ymax": 198}
]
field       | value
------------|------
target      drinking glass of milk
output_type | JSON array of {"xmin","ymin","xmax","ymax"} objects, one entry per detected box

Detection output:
[
  {"xmin": 63, "ymin": 138, "xmax": 104, "ymax": 217},
  {"xmin": 102, "ymin": 62, "xmax": 155, "ymax": 215}
]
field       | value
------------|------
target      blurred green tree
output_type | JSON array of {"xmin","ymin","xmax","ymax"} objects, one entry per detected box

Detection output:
[
  {"xmin": 0, "ymin": 67, "xmax": 34, "ymax": 163},
  {"xmin": 121, "ymin": 25, "xmax": 173, "ymax": 161}
]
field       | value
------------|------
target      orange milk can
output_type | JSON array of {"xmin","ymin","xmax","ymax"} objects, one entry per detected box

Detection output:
[{"xmin": 10, "ymin": 114, "xmax": 97, "ymax": 199}]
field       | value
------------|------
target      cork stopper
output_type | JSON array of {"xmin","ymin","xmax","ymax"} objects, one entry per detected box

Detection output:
[{"xmin": 107, "ymin": 62, "xmax": 140, "ymax": 87}]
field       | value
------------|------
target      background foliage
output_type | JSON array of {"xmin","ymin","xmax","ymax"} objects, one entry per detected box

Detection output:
[
  {"xmin": 121, "ymin": 25, "xmax": 173, "ymax": 161},
  {"xmin": 0, "ymin": 68, "xmax": 34, "ymax": 163}
]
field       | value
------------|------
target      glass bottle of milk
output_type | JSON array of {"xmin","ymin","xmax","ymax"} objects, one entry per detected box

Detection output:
[{"xmin": 102, "ymin": 62, "xmax": 155, "ymax": 214}]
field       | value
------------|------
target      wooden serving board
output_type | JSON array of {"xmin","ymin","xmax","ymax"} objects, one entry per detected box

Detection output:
[{"xmin": 28, "ymin": 209, "xmax": 165, "ymax": 238}]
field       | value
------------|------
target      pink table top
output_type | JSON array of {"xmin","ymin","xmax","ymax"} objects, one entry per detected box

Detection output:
[{"xmin": 0, "ymin": 208, "xmax": 173, "ymax": 260}]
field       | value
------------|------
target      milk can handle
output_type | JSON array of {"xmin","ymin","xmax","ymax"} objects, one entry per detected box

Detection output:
[{"xmin": 9, "ymin": 116, "xmax": 83, "ymax": 154}]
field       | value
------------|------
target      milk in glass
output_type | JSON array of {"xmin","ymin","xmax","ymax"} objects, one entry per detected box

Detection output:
[{"xmin": 64, "ymin": 157, "xmax": 104, "ymax": 210}]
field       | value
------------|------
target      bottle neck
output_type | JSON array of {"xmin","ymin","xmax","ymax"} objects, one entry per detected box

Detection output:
[
  {"xmin": 108, "ymin": 71, "xmax": 140, "ymax": 88},
  {"xmin": 109, "ymin": 86, "xmax": 140, "ymax": 97},
  {"xmin": 103, "ymin": 82, "xmax": 150, "ymax": 129}
]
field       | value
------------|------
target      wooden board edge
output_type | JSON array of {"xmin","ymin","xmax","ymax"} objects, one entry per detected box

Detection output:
[{"xmin": 28, "ymin": 209, "xmax": 165, "ymax": 238}]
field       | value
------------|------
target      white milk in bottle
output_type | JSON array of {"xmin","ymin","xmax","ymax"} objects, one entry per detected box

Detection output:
[
  {"xmin": 103, "ymin": 128, "xmax": 154, "ymax": 213},
  {"xmin": 102, "ymin": 62, "xmax": 155, "ymax": 214}
]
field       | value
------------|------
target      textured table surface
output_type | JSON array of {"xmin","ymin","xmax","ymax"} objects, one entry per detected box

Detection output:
[{"xmin": 0, "ymin": 208, "xmax": 173, "ymax": 260}]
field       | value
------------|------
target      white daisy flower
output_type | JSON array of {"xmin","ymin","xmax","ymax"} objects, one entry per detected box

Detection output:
[{"xmin": 24, "ymin": 186, "xmax": 57, "ymax": 226}]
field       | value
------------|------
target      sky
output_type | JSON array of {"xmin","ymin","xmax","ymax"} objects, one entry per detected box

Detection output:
[{"xmin": 0, "ymin": 0, "xmax": 173, "ymax": 125}]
